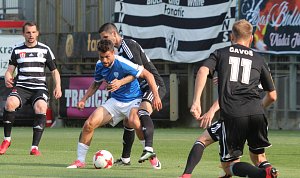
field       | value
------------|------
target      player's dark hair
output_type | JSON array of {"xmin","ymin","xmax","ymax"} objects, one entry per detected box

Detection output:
[
  {"xmin": 97, "ymin": 39, "xmax": 114, "ymax": 53},
  {"xmin": 98, "ymin": 23, "xmax": 118, "ymax": 34},
  {"xmin": 22, "ymin": 21, "xmax": 39, "ymax": 33}
]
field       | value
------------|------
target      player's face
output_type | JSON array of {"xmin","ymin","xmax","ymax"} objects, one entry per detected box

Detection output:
[
  {"xmin": 99, "ymin": 31, "xmax": 117, "ymax": 47},
  {"xmin": 23, "ymin": 25, "xmax": 39, "ymax": 46},
  {"xmin": 99, "ymin": 50, "xmax": 114, "ymax": 67}
]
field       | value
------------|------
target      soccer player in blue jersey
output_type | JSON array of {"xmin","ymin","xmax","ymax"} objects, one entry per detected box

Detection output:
[
  {"xmin": 67, "ymin": 39, "xmax": 162, "ymax": 168},
  {"xmin": 0, "ymin": 21, "xmax": 62, "ymax": 156},
  {"xmin": 99, "ymin": 23, "xmax": 166, "ymax": 169}
]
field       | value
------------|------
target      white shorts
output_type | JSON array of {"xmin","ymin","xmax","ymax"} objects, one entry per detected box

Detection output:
[{"xmin": 102, "ymin": 98, "xmax": 142, "ymax": 127}]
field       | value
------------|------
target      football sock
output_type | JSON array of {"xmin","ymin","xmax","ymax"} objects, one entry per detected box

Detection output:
[
  {"xmin": 258, "ymin": 161, "xmax": 272, "ymax": 168},
  {"xmin": 77, "ymin": 142, "xmax": 89, "ymax": 163},
  {"xmin": 32, "ymin": 114, "xmax": 46, "ymax": 146},
  {"xmin": 144, "ymin": 146, "xmax": 154, "ymax": 152},
  {"xmin": 31, "ymin": 146, "xmax": 38, "ymax": 150},
  {"xmin": 138, "ymin": 109, "xmax": 154, "ymax": 147},
  {"xmin": 140, "ymin": 140, "xmax": 145, "ymax": 148},
  {"xmin": 231, "ymin": 162, "xmax": 266, "ymax": 178},
  {"xmin": 183, "ymin": 141, "xmax": 206, "ymax": 174},
  {"xmin": 3, "ymin": 109, "xmax": 15, "ymax": 138},
  {"xmin": 122, "ymin": 127, "xmax": 135, "ymax": 158},
  {"xmin": 4, "ymin": 137, "xmax": 11, "ymax": 142},
  {"xmin": 121, "ymin": 157, "xmax": 130, "ymax": 163}
]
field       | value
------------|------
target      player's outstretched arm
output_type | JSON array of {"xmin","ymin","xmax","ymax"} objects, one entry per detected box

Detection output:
[
  {"xmin": 107, "ymin": 75, "xmax": 135, "ymax": 92},
  {"xmin": 51, "ymin": 69, "xmax": 62, "ymax": 99},
  {"xmin": 139, "ymin": 69, "xmax": 162, "ymax": 111}
]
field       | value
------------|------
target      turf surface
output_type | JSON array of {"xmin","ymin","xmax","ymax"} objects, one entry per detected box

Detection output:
[{"xmin": 0, "ymin": 127, "xmax": 299, "ymax": 177}]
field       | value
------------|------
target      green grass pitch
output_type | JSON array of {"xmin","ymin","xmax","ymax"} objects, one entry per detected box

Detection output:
[{"xmin": 0, "ymin": 127, "xmax": 299, "ymax": 177}]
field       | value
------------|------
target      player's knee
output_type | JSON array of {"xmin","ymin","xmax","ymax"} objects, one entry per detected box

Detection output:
[
  {"xmin": 139, "ymin": 102, "xmax": 153, "ymax": 113},
  {"xmin": 33, "ymin": 100, "xmax": 47, "ymax": 113},
  {"xmin": 33, "ymin": 114, "xmax": 46, "ymax": 130},
  {"xmin": 197, "ymin": 132, "xmax": 214, "ymax": 146},
  {"xmin": 127, "ymin": 119, "xmax": 140, "ymax": 130},
  {"xmin": 83, "ymin": 119, "xmax": 97, "ymax": 132},
  {"xmin": 5, "ymin": 99, "xmax": 18, "ymax": 111}
]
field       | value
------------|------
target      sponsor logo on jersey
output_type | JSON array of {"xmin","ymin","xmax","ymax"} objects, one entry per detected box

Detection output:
[{"xmin": 19, "ymin": 52, "xmax": 26, "ymax": 58}]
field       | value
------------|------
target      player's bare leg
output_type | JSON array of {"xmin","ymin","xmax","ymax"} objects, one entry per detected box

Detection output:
[{"xmin": 67, "ymin": 107, "xmax": 112, "ymax": 168}]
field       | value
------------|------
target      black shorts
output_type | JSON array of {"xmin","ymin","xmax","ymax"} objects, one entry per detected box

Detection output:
[
  {"xmin": 219, "ymin": 113, "xmax": 271, "ymax": 162},
  {"xmin": 8, "ymin": 87, "xmax": 49, "ymax": 109},
  {"xmin": 207, "ymin": 120, "xmax": 233, "ymax": 162},
  {"xmin": 207, "ymin": 120, "xmax": 223, "ymax": 142},
  {"xmin": 141, "ymin": 84, "xmax": 166, "ymax": 104}
]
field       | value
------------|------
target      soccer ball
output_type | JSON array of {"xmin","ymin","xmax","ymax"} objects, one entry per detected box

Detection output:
[{"xmin": 93, "ymin": 150, "xmax": 114, "ymax": 169}]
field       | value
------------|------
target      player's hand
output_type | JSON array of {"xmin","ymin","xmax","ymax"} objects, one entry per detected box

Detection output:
[
  {"xmin": 77, "ymin": 100, "xmax": 85, "ymax": 110},
  {"xmin": 53, "ymin": 87, "xmax": 62, "ymax": 99},
  {"xmin": 107, "ymin": 79, "xmax": 122, "ymax": 92},
  {"xmin": 190, "ymin": 103, "xmax": 201, "ymax": 120},
  {"xmin": 198, "ymin": 109, "xmax": 215, "ymax": 128},
  {"xmin": 5, "ymin": 77, "xmax": 14, "ymax": 88},
  {"xmin": 152, "ymin": 95, "xmax": 162, "ymax": 111}
]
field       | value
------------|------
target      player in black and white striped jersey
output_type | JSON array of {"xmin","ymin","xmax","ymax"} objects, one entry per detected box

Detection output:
[{"xmin": 0, "ymin": 21, "xmax": 62, "ymax": 156}]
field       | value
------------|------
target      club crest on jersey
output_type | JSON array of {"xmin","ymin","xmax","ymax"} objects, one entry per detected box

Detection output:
[
  {"xmin": 19, "ymin": 52, "xmax": 26, "ymax": 58},
  {"xmin": 113, "ymin": 72, "xmax": 119, "ymax": 78},
  {"xmin": 37, "ymin": 52, "xmax": 44, "ymax": 58}
]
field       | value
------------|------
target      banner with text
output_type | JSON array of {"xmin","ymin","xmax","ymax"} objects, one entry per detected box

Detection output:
[
  {"xmin": 0, "ymin": 35, "xmax": 24, "ymax": 76},
  {"xmin": 239, "ymin": 0, "xmax": 300, "ymax": 54},
  {"xmin": 59, "ymin": 75, "xmax": 170, "ymax": 120},
  {"xmin": 114, "ymin": 0, "xmax": 236, "ymax": 63},
  {"xmin": 59, "ymin": 76, "xmax": 108, "ymax": 118}
]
